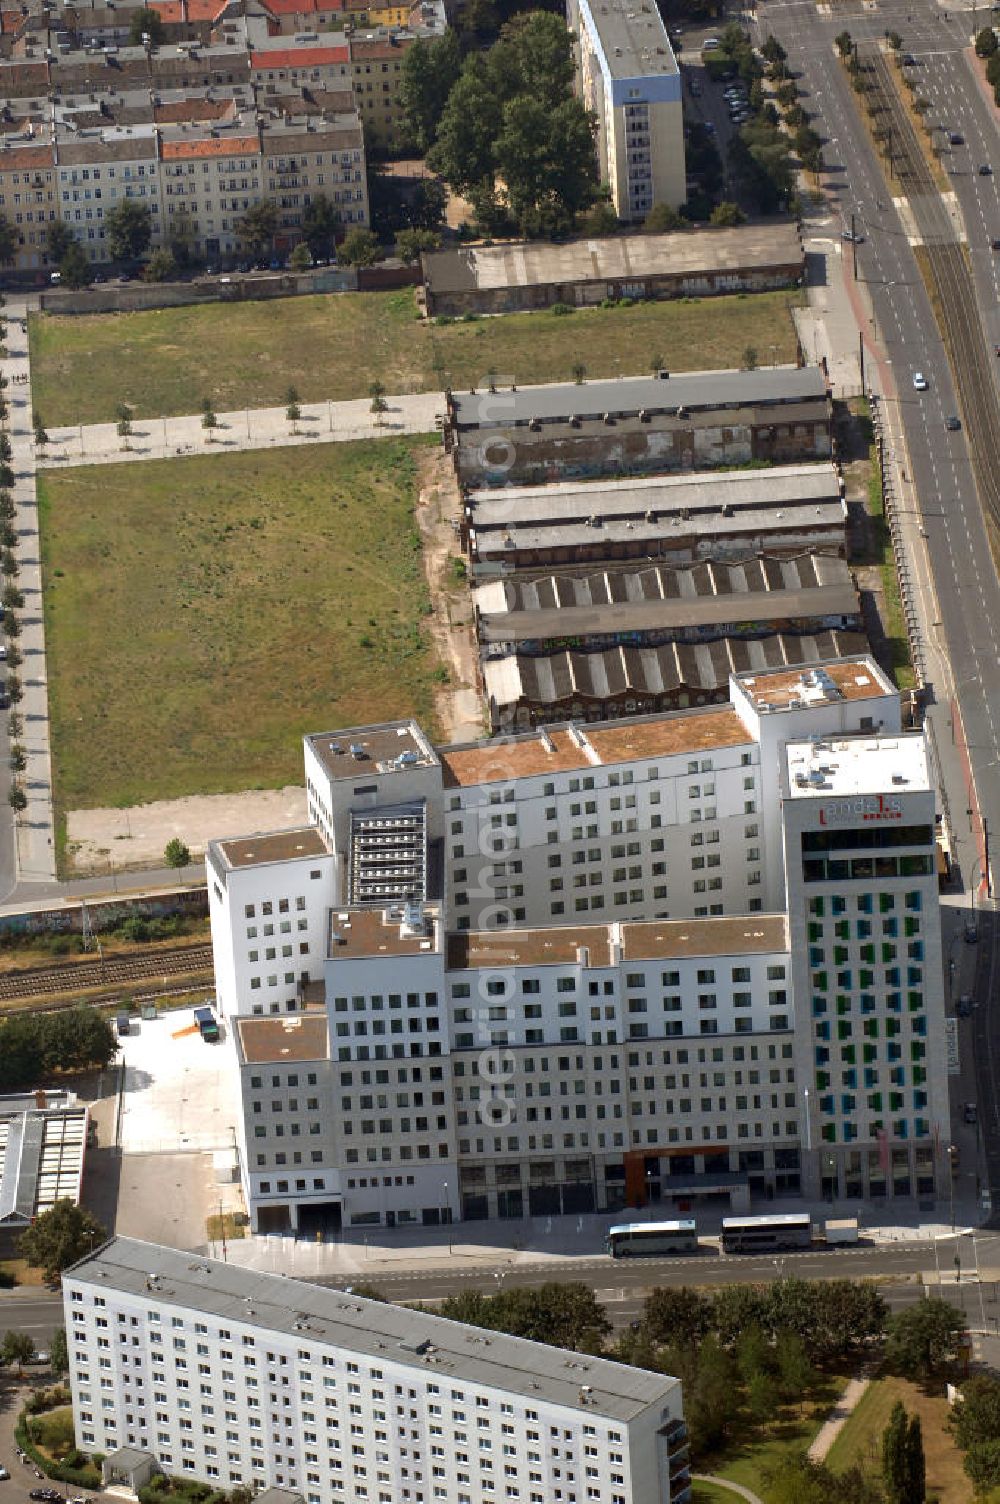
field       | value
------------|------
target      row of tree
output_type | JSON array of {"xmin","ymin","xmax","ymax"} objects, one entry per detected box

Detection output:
[{"xmin": 0, "ymin": 1006, "xmax": 118, "ymax": 1091}]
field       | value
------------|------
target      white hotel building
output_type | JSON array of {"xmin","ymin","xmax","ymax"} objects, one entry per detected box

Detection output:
[
  {"xmin": 206, "ymin": 656, "xmax": 950, "ymax": 1233},
  {"xmin": 64, "ymin": 1236, "xmax": 691, "ymax": 1504}
]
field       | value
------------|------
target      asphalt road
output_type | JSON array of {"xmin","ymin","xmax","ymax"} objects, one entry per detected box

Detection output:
[{"xmin": 0, "ymin": 1295, "xmax": 62, "ymax": 1344}]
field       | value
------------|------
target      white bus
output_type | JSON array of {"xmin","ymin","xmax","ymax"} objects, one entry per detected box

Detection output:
[
  {"xmin": 720, "ymin": 1213, "xmax": 813, "ymax": 1254},
  {"xmin": 607, "ymin": 1220, "xmax": 699, "ymax": 1259}
]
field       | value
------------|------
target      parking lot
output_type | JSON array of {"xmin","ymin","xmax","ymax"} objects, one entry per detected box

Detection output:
[{"xmin": 118, "ymin": 1010, "xmax": 239, "ymax": 1156}]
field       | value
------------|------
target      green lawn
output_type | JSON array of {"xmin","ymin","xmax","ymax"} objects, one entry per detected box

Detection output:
[
  {"xmin": 702, "ymin": 1371, "xmax": 845, "ymax": 1502},
  {"xmin": 825, "ymin": 1375, "xmax": 971, "ymax": 1501},
  {"xmin": 28, "ymin": 286, "xmax": 805, "ymax": 426},
  {"xmin": 38, "ymin": 437, "xmax": 441, "ymax": 821}
]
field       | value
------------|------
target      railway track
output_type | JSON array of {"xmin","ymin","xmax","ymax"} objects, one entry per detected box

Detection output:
[
  {"xmin": 864, "ymin": 50, "xmax": 1000, "ymax": 540},
  {"xmin": 0, "ymin": 942, "xmax": 215, "ymax": 1002}
]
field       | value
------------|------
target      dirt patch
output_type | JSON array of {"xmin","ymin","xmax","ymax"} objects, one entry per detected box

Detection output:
[
  {"xmin": 66, "ymin": 785, "xmax": 308, "ymax": 875},
  {"xmin": 414, "ymin": 447, "xmax": 485, "ymax": 744}
]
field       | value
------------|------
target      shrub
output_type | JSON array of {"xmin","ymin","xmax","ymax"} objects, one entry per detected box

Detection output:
[{"xmin": 550, "ymin": 302, "xmax": 574, "ymax": 316}]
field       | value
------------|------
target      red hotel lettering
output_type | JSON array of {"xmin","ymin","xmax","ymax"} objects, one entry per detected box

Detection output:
[{"xmin": 818, "ymin": 795, "xmax": 904, "ymax": 826}]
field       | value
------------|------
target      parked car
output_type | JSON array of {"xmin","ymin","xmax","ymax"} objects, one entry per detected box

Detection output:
[
  {"xmin": 949, "ymin": 132, "xmax": 964, "ymax": 145},
  {"xmin": 702, "ymin": 36, "xmax": 720, "ymax": 50},
  {"xmin": 980, "ymin": 163, "xmax": 992, "ymax": 176},
  {"xmin": 992, "ymin": 238, "xmax": 1000, "ymax": 251},
  {"xmin": 957, "ymin": 994, "xmax": 973, "ymax": 1017},
  {"xmin": 946, "ymin": 415, "xmax": 962, "ymax": 431},
  {"xmin": 841, "ymin": 228, "xmax": 864, "ymax": 243},
  {"xmin": 0, "ymin": 1467, "xmax": 9, "ymax": 1481},
  {"xmin": 912, "ymin": 371, "xmax": 929, "ymax": 390},
  {"xmin": 965, "ymin": 1102, "xmax": 978, "ymax": 1125}
]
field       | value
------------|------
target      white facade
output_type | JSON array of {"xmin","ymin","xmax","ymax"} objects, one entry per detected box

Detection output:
[
  {"xmin": 208, "ymin": 656, "xmax": 950, "ymax": 1230},
  {"xmin": 65, "ymin": 1237, "xmax": 690, "ymax": 1504},
  {"xmin": 566, "ymin": 0, "xmax": 685, "ymax": 219}
]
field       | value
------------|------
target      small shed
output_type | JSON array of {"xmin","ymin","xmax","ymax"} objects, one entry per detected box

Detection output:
[{"xmin": 101, "ymin": 1446, "xmax": 159, "ymax": 1492}]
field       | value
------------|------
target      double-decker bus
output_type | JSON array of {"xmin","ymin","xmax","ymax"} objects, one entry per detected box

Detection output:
[
  {"xmin": 720, "ymin": 1213, "xmax": 813, "ymax": 1254},
  {"xmin": 607, "ymin": 1219, "xmax": 699, "ymax": 1259}
]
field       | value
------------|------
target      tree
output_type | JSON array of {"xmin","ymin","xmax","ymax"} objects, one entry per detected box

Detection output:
[
  {"xmin": 775, "ymin": 1330, "xmax": 816, "ymax": 1403},
  {"xmin": 143, "ymin": 247, "xmax": 177, "ymax": 283},
  {"xmin": 883, "ymin": 1400, "xmax": 909, "ymax": 1504},
  {"xmin": 289, "ymin": 242, "xmax": 312, "ymax": 272},
  {"xmin": 905, "ymin": 1414, "xmax": 926, "ymax": 1504},
  {"xmin": 338, "ymin": 228, "xmax": 381, "ymax": 267},
  {"xmin": 164, "ymin": 837, "xmax": 191, "ymax": 868},
  {"xmin": 50, "ymin": 1325, "xmax": 68, "ymax": 1376},
  {"xmin": 428, "ymin": 55, "xmax": 502, "ymax": 210},
  {"xmin": 494, "ymin": 93, "xmax": 597, "ymax": 236},
  {"xmin": 746, "ymin": 1367, "xmax": 779, "ymax": 1426},
  {"xmin": 32, "ymin": 410, "xmax": 48, "ymax": 449},
  {"xmin": 117, "ymin": 403, "xmax": 133, "ymax": 446},
  {"xmin": 7, "ymin": 786, "xmax": 26, "ymax": 813},
  {"xmin": 167, "ymin": 209, "xmax": 198, "ymax": 268},
  {"xmin": 1, "ymin": 550, "xmax": 18, "ymax": 581},
  {"xmin": 976, "ymin": 26, "xmax": 998, "ymax": 56},
  {"xmin": 6, "ymin": 672, "xmax": 21, "ymax": 702},
  {"xmin": 201, "ymin": 397, "xmax": 217, "ymax": 437},
  {"xmin": 396, "ymin": 227, "xmax": 441, "ymax": 263},
  {"xmin": 286, "ymin": 385, "xmax": 301, "ymax": 429},
  {"xmin": 2, "ymin": 583, "xmax": 22, "ymax": 611},
  {"xmin": 104, "ymin": 200, "xmax": 152, "ymax": 263},
  {"xmin": 59, "ymin": 242, "xmax": 92, "ymax": 289},
  {"xmin": 643, "ymin": 1286, "xmax": 712, "ymax": 1348},
  {"xmin": 128, "ymin": 5, "xmax": 165, "ymax": 45},
  {"xmin": 884, "ymin": 1298, "xmax": 966, "ymax": 1379},
  {"xmin": 743, "ymin": 345, "xmax": 759, "ymax": 370},
  {"xmin": 835, "ymin": 30, "xmax": 854, "ymax": 57},
  {"xmin": 9, "ymin": 743, "xmax": 24, "ymax": 774},
  {"xmin": 438, "ymin": 1282, "xmax": 610, "ymax": 1352},
  {"xmin": 954, "ymin": 1375, "xmax": 1000, "ymax": 1451},
  {"xmin": 966, "ymin": 1440, "xmax": 1000, "ymax": 1494},
  {"xmin": 398, "ymin": 30, "xmax": 463, "ymax": 153},
  {"xmin": 572, "ymin": 362, "xmax": 587, "ymax": 385},
  {"xmin": 582, "ymin": 201, "xmax": 618, "ymax": 236},
  {"xmin": 46, "ymin": 220, "xmax": 76, "ymax": 264},
  {"xmin": 302, "ymin": 194, "xmax": 341, "ymax": 260},
  {"xmin": 18, "ymin": 1199, "xmax": 107, "ymax": 1282},
  {"xmin": 710, "ymin": 200, "xmax": 746, "ymax": 226},
  {"xmin": 0, "ymin": 213, "xmax": 16, "ymax": 267},
  {"xmin": 1, "ymin": 1329, "xmax": 35, "ymax": 1371},
  {"xmin": 236, "ymin": 200, "xmax": 279, "ymax": 259},
  {"xmin": 762, "ymin": 34, "xmax": 787, "ymax": 63}
]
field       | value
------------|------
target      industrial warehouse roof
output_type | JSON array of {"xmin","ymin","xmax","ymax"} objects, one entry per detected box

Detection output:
[
  {"xmin": 448, "ymin": 365, "xmax": 828, "ymax": 429},
  {"xmin": 422, "ymin": 222, "xmax": 802, "ymax": 296},
  {"xmin": 484, "ymin": 630, "xmax": 870, "ymax": 712},
  {"xmin": 467, "ymin": 464, "xmax": 841, "ymax": 527},
  {"xmin": 0, "ymin": 1092, "xmax": 87, "ymax": 1227},
  {"xmin": 68, "ymin": 1237, "xmax": 680, "ymax": 1421},
  {"xmin": 473, "ymin": 554, "xmax": 858, "ymax": 643}
]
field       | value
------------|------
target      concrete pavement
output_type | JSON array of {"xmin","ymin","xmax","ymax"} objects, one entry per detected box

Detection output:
[
  {"xmin": 4, "ymin": 301, "xmax": 56, "ymax": 888},
  {"xmin": 37, "ymin": 390, "xmax": 446, "ymax": 469}
]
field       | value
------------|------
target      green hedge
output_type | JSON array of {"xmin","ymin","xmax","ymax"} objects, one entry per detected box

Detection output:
[
  {"xmin": 138, "ymin": 1478, "xmax": 226, "ymax": 1504},
  {"xmin": 15, "ymin": 1413, "xmax": 102, "ymax": 1488}
]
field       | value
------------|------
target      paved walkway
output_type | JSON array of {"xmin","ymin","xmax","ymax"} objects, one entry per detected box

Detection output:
[
  {"xmin": 692, "ymin": 1475, "xmax": 764, "ymax": 1504},
  {"xmin": 4, "ymin": 300, "xmax": 56, "ymax": 884},
  {"xmin": 37, "ymin": 390, "xmax": 445, "ymax": 469},
  {"xmin": 807, "ymin": 1373, "xmax": 872, "ymax": 1461}
]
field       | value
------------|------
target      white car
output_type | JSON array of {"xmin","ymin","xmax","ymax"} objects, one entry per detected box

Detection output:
[
  {"xmin": 0, "ymin": 1466, "xmax": 10, "ymax": 1481},
  {"xmin": 912, "ymin": 371, "xmax": 929, "ymax": 391}
]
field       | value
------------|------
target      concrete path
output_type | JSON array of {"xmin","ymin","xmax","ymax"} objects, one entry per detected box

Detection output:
[
  {"xmin": 807, "ymin": 1373, "xmax": 872, "ymax": 1462},
  {"xmin": 37, "ymin": 390, "xmax": 446, "ymax": 469},
  {"xmin": 692, "ymin": 1475, "xmax": 764, "ymax": 1504},
  {"xmin": 4, "ymin": 299, "xmax": 57, "ymax": 884}
]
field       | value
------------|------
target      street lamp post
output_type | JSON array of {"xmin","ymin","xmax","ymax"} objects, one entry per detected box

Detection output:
[{"xmin": 442, "ymin": 1179, "xmax": 451, "ymax": 1255}]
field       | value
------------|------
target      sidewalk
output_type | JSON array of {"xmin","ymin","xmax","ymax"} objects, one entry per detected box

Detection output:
[
  {"xmin": 210, "ymin": 1199, "xmax": 987, "ymax": 1281},
  {"xmin": 807, "ymin": 1373, "xmax": 872, "ymax": 1462},
  {"xmin": 4, "ymin": 300, "xmax": 56, "ymax": 884},
  {"xmin": 37, "ymin": 390, "xmax": 445, "ymax": 469}
]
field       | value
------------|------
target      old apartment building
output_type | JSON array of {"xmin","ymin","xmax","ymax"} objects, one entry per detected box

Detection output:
[{"xmin": 65, "ymin": 1236, "xmax": 691, "ymax": 1504}]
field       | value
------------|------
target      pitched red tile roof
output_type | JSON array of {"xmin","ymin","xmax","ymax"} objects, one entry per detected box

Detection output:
[
  {"xmin": 161, "ymin": 132, "xmax": 259, "ymax": 157},
  {"xmin": 250, "ymin": 43, "xmax": 348, "ymax": 67}
]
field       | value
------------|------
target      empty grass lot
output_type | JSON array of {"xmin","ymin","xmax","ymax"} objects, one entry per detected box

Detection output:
[
  {"xmin": 825, "ymin": 1376, "xmax": 971, "ymax": 1501},
  {"xmin": 38, "ymin": 437, "xmax": 440, "ymax": 820},
  {"xmin": 28, "ymin": 286, "xmax": 804, "ymax": 426}
]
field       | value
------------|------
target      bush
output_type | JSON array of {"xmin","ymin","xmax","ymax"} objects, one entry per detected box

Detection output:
[
  {"xmin": 164, "ymin": 837, "xmax": 191, "ymax": 869},
  {"xmin": 975, "ymin": 26, "xmax": 998, "ymax": 56},
  {"xmin": 550, "ymin": 303, "xmax": 574, "ymax": 316}
]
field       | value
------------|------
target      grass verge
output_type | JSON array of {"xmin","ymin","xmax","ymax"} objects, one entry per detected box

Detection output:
[
  {"xmin": 38, "ymin": 437, "xmax": 441, "ymax": 816},
  {"xmin": 29, "ymin": 287, "xmax": 805, "ymax": 425},
  {"xmin": 866, "ymin": 436, "xmax": 916, "ymax": 691},
  {"xmin": 825, "ymin": 1375, "xmax": 971, "ymax": 1501}
]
